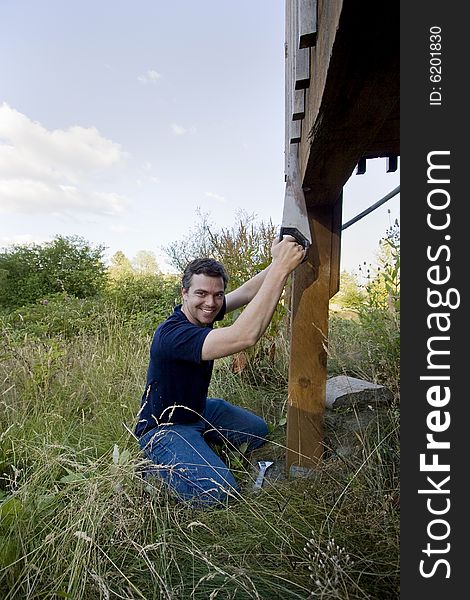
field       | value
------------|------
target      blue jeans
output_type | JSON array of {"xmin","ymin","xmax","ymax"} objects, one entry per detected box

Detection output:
[{"xmin": 138, "ymin": 398, "xmax": 268, "ymax": 507}]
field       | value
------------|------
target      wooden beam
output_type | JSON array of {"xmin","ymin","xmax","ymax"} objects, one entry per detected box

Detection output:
[
  {"xmin": 285, "ymin": 0, "xmax": 294, "ymax": 174},
  {"xmin": 295, "ymin": 47, "xmax": 310, "ymax": 89},
  {"xmin": 356, "ymin": 158, "xmax": 367, "ymax": 175},
  {"xmin": 292, "ymin": 88, "xmax": 305, "ymax": 121},
  {"xmin": 329, "ymin": 193, "xmax": 342, "ymax": 299},
  {"xmin": 286, "ymin": 204, "xmax": 337, "ymax": 470},
  {"xmin": 387, "ymin": 155, "xmax": 398, "ymax": 172},
  {"xmin": 290, "ymin": 120, "xmax": 301, "ymax": 144},
  {"xmin": 299, "ymin": 0, "xmax": 399, "ymax": 207},
  {"xmin": 361, "ymin": 100, "xmax": 400, "ymax": 159},
  {"xmin": 298, "ymin": 0, "xmax": 317, "ymax": 48}
]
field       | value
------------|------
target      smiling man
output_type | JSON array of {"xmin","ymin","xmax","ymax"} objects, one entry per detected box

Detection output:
[{"xmin": 135, "ymin": 235, "xmax": 304, "ymax": 506}]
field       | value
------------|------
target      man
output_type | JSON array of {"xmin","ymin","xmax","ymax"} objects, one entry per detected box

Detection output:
[{"xmin": 135, "ymin": 235, "xmax": 305, "ymax": 506}]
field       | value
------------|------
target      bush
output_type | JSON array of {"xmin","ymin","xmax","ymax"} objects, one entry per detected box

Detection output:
[
  {"xmin": 104, "ymin": 273, "xmax": 179, "ymax": 321},
  {"xmin": 328, "ymin": 222, "xmax": 400, "ymax": 396},
  {"xmin": 0, "ymin": 294, "xmax": 113, "ymax": 342},
  {"xmin": 0, "ymin": 236, "xmax": 107, "ymax": 310},
  {"xmin": 0, "ymin": 271, "xmax": 180, "ymax": 345}
]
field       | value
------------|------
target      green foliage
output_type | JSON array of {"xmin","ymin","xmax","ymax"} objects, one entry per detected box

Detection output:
[
  {"xmin": 328, "ymin": 309, "xmax": 400, "ymax": 396},
  {"xmin": 163, "ymin": 209, "xmax": 215, "ymax": 273},
  {"xmin": 1, "ymin": 318, "xmax": 399, "ymax": 599},
  {"xmin": 358, "ymin": 220, "xmax": 400, "ymax": 313},
  {"xmin": 164, "ymin": 210, "xmax": 286, "ymax": 368},
  {"xmin": 164, "ymin": 209, "xmax": 277, "ymax": 293},
  {"xmin": 104, "ymin": 250, "xmax": 176, "ymax": 332},
  {"xmin": 334, "ymin": 271, "xmax": 366, "ymax": 310},
  {"xmin": 328, "ymin": 221, "xmax": 400, "ymax": 396},
  {"xmin": 0, "ymin": 294, "xmax": 112, "ymax": 342},
  {"xmin": 0, "ymin": 273, "xmax": 180, "ymax": 344},
  {"xmin": 108, "ymin": 250, "xmax": 133, "ymax": 279},
  {"xmin": 0, "ymin": 236, "xmax": 107, "ymax": 310},
  {"xmin": 0, "ymin": 218, "xmax": 400, "ymax": 599},
  {"xmin": 104, "ymin": 272, "xmax": 180, "ymax": 331},
  {"xmin": 209, "ymin": 212, "xmax": 276, "ymax": 293},
  {"xmin": 132, "ymin": 250, "xmax": 161, "ymax": 275}
]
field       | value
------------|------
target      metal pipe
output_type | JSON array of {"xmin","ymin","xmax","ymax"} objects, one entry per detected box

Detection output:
[{"xmin": 341, "ymin": 185, "xmax": 400, "ymax": 230}]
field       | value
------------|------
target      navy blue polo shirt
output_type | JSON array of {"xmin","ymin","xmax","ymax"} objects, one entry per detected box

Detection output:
[{"xmin": 135, "ymin": 301, "xmax": 226, "ymax": 437}]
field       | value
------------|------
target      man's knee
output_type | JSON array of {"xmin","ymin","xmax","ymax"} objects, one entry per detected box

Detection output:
[{"xmin": 167, "ymin": 463, "xmax": 239, "ymax": 507}]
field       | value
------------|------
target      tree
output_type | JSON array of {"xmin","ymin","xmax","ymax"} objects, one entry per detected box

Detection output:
[
  {"xmin": 132, "ymin": 250, "xmax": 160, "ymax": 275},
  {"xmin": 0, "ymin": 236, "xmax": 107, "ymax": 310},
  {"xmin": 359, "ymin": 219, "xmax": 400, "ymax": 312},
  {"xmin": 335, "ymin": 271, "xmax": 366, "ymax": 309},
  {"xmin": 108, "ymin": 251, "xmax": 133, "ymax": 280},
  {"xmin": 164, "ymin": 209, "xmax": 277, "ymax": 292},
  {"xmin": 163, "ymin": 210, "xmax": 282, "ymax": 377},
  {"xmin": 164, "ymin": 209, "xmax": 214, "ymax": 273}
]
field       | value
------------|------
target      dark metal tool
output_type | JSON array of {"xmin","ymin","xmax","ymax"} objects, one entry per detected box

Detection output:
[{"xmin": 279, "ymin": 145, "xmax": 312, "ymax": 261}]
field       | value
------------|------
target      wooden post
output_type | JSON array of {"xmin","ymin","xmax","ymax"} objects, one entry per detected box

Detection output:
[{"xmin": 286, "ymin": 200, "xmax": 341, "ymax": 470}]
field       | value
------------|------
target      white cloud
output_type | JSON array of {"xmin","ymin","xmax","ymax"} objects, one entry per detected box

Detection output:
[
  {"xmin": 205, "ymin": 191, "xmax": 226, "ymax": 203},
  {"xmin": 109, "ymin": 224, "xmax": 131, "ymax": 233},
  {"xmin": 171, "ymin": 123, "xmax": 196, "ymax": 136},
  {"xmin": 139, "ymin": 161, "xmax": 160, "ymax": 184},
  {"xmin": 0, "ymin": 179, "xmax": 127, "ymax": 216},
  {"xmin": 137, "ymin": 70, "xmax": 161, "ymax": 84},
  {"xmin": 171, "ymin": 123, "xmax": 187, "ymax": 136},
  {"xmin": 0, "ymin": 103, "xmax": 128, "ymax": 216},
  {"xmin": 0, "ymin": 233, "xmax": 51, "ymax": 248}
]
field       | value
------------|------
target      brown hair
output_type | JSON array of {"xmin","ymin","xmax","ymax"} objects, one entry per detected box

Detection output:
[{"xmin": 182, "ymin": 258, "xmax": 229, "ymax": 290}]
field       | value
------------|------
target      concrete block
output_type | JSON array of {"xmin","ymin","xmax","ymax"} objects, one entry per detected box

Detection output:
[{"xmin": 326, "ymin": 375, "xmax": 393, "ymax": 410}]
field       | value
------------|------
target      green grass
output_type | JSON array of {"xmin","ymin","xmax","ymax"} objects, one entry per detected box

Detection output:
[{"xmin": 0, "ymin": 309, "xmax": 399, "ymax": 599}]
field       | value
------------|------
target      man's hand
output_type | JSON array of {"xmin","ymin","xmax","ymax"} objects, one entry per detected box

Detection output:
[
  {"xmin": 270, "ymin": 235, "xmax": 306, "ymax": 275},
  {"xmin": 224, "ymin": 236, "xmax": 304, "ymax": 315}
]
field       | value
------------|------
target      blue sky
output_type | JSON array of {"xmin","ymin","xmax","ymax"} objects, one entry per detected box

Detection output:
[{"xmin": 0, "ymin": 0, "xmax": 399, "ymax": 274}]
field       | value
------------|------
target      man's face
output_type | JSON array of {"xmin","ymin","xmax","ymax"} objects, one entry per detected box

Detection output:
[{"xmin": 181, "ymin": 273, "xmax": 225, "ymax": 327}]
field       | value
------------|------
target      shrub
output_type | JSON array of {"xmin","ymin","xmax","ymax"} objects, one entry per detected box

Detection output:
[
  {"xmin": 104, "ymin": 273, "xmax": 179, "ymax": 320},
  {"xmin": 328, "ymin": 221, "xmax": 400, "ymax": 396},
  {"xmin": 0, "ymin": 236, "xmax": 107, "ymax": 310},
  {"xmin": 0, "ymin": 293, "xmax": 113, "ymax": 342}
]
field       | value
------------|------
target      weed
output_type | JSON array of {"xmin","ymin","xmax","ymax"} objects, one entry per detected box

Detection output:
[{"xmin": 0, "ymin": 242, "xmax": 400, "ymax": 598}]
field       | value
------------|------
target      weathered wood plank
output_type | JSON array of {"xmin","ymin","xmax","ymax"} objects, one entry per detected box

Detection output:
[
  {"xmin": 290, "ymin": 119, "xmax": 301, "ymax": 144},
  {"xmin": 285, "ymin": 0, "xmax": 294, "ymax": 173},
  {"xmin": 298, "ymin": 0, "xmax": 317, "ymax": 48},
  {"xmin": 329, "ymin": 193, "xmax": 342, "ymax": 299},
  {"xmin": 293, "ymin": 88, "xmax": 305, "ymax": 121},
  {"xmin": 295, "ymin": 47, "xmax": 310, "ymax": 89}
]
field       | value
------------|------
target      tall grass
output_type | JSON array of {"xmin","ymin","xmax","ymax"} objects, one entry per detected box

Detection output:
[{"xmin": 1, "ymin": 303, "xmax": 399, "ymax": 599}]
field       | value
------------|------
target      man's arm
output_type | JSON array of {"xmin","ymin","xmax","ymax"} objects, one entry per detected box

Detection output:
[
  {"xmin": 201, "ymin": 236, "xmax": 304, "ymax": 361},
  {"xmin": 224, "ymin": 265, "xmax": 271, "ymax": 313},
  {"xmin": 225, "ymin": 237, "xmax": 307, "ymax": 312}
]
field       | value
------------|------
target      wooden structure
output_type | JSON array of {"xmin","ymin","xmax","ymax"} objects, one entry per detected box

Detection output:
[{"xmin": 284, "ymin": 0, "xmax": 399, "ymax": 469}]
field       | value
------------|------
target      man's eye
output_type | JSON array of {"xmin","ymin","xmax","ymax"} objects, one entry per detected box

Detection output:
[
  {"xmin": 216, "ymin": 293, "xmax": 224, "ymax": 299},
  {"xmin": 195, "ymin": 291, "xmax": 205, "ymax": 296}
]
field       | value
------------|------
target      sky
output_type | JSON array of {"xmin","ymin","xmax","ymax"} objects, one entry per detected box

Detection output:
[{"xmin": 0, "ymin": 0, "xmax": 399, "ymax": 275}]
